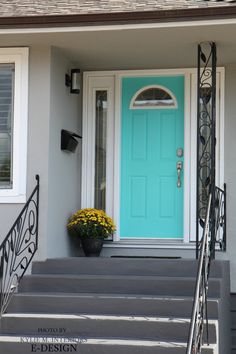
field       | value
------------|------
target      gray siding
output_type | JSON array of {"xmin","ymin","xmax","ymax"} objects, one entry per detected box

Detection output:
[
  {"xmin": 220, "ymin": 64, "xmax": 236, "ymax": 292},
  {"xmin": 0, "ymin": 45, "xmax": 52, "ymax": 261},
  {"xmin": 0, "ymin": 45, "xmax": 83, "ymax": 260},
  {"xmin": 47, "ymin": 47, "xmax": 82, "ymax": 258},
  {"xmin": 27, "ymin": 45, "xmax": 51, "ymax": 261}
]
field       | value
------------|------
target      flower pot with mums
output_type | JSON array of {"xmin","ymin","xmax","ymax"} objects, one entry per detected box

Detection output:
[{"xmin": 67, "ymin": 208, "xmax": 116, "ymax": 257}]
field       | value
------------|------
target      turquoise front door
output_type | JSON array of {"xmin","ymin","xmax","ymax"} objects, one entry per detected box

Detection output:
[{"xmin": 120, "ymin": 76, "xmax": 184, "ymax": 238}]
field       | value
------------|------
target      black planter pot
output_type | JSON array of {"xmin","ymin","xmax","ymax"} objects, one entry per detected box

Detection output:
[{"xmin": 81, "ymin": 237, "xmax": 104, "ymax": 257}]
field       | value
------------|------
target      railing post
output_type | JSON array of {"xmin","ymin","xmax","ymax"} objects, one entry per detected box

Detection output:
[
  {"xmin": 196, "ymin": 44, "xmax": 201, "ymax": 260},
  {"xmin": 210, "ymin": 43, "xmax": 217, "ymax": 260},
  {"xmin": 196, "ymin": 42, "xmax": 217, "ymax": 259},
  {"xmin": 187, "ymin": 194, "xmax": 212, "ymax": 354},
  {"xmin": 0, "ymin": 248, "xmax": 4, "ymax": 317},
  {"xmin": 223, "ymin": 183, "xmax": 227, "ymax": 250},
  {"xmin": 35, "ymin": 174, "xmax": 40, "ymax": 252}
]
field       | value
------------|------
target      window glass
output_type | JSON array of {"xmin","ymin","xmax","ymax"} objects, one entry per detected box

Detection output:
[
  {"xmin": 0, "ymin": 64, "xmax": 14, "ymax": 189},
  {"xmin": 132, "ymin": 86, "xmax": 176, "ymax": 108},
  {"xmin": 94, "ymin": 91, "xmax": 107, "ymax": 210}
]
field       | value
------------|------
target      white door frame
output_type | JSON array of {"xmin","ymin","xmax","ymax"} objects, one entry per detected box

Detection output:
[
  {"xmin": 82, "ymin": 68, "xmax": 224, "ymax": 244},
  {"xmin": 81, "ymin": 75, "xmax": 115, "ymax": 218}
]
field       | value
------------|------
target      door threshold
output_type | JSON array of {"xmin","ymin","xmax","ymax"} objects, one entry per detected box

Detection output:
[{"xmin": 103, "ymin": 239, "xmax": 196, "ymax": 250}]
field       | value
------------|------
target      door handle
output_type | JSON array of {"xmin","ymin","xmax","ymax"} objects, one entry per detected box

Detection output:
[{"xmin": 176, "ymin": 161, "xmax": 183, "ymax": 188}]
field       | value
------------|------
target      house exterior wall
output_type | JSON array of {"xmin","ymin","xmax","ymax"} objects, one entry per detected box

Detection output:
[
  {"xmin": 0, "ymin": 45, "xmax": 83, "ymax": 261},
  {"xmin": 27, "ymin": 45, "xmax": 51, "ymax": 261},
  {"xmin": 220, "ymin": 63, "xmax": 236, "ymax": 292},
  {"xmin": 0, "ymin": 45, "xmax": 51, "ymax": 261},
  {"xmin": 47, "ymin": 47, "xmax": 82, "ymax": 258}
]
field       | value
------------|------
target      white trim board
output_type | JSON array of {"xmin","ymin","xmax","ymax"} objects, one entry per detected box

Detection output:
[
  {"xmin": 81, "ymin": 76, "xmax": 115, "ymax": 217},
  {"xmin": 1, "ymin": 18, "xmax": 236, "ymax": 35},
  {"xmin": 82, "ymin": 68, "xmax": 225, "ymax": 244}
]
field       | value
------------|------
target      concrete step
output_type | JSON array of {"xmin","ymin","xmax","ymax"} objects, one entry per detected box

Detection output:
[
  {"xmin": 231, "ymin": 294, "xmax": 236, "ymax": 353},
  {"xmin": 32, "ymin": 258, "xmax": 224, "ymax": 278},
  {"xmin": 232, "ymin": 310, "xmax": 236, "ymax": 327},
  {"xmin": 0, "ymin": 337, "xmax": 215, "ymax": 354},
  {"xmin": 7, "ymin": 292, "xmax": 219, "ymax": 318},
  {"xmin": 0, "ymin": 314, "xmax": 217, "ymax": 343},
  {"xmin": 232, "ymin": 329, "xmax": 236, "ymax": 345},
  {"xmin": 231, "ymin": 293, "xmax": 236, "ymax": 310},
  {"xmin": 18, "ymin": 274, "xmax": 222, "ymax": 297}
]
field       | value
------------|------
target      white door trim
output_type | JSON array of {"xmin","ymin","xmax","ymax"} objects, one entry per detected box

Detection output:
[
  {"xmin": 82, "ymin": 68, "xmax": 225, "ymax": 244},
  {"xmin": 81, "ymin": 75, "xmax": 115, "ymax": 217}
]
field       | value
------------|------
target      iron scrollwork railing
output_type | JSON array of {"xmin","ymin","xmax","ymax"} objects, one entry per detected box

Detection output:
[
  {"xmin": 196, "ymin": 42, "xmax": 217, "ymax": 259},
  {"xmin": 189, "ymin": 40, "xmax": 226, "ymax": 353},
  {"xmin": 0, "ymin": 175, "xmax": 39, "ymax": 316},
  {"xmin": 187, "ymin": 194, "xmax": 212, "ymax": 354},
  {"xmin": 187, "ymin": 183, "xmax": 226, "ymax": 354},
  {"xmin": 215, "ymin": 184, "xmax": 226, "ymax": 251}
]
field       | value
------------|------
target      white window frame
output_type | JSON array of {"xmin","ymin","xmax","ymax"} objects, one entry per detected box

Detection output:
[
  {"xmin": 0, "ymin": 48, "xmax": 29, "ymax": 203},
  {"xmin": 81, "ymin": 76, "xmax": 115, "ymax": 217}
]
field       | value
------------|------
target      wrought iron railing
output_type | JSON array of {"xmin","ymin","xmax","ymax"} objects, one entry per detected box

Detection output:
[
  {"xmin": 215, "ymin": 184, "xmax": 226, "ymax": 251},
  {"xmin": 196, "ymin": 41, "xmax": 217, "ymax": 259},
  {"xmin": 187, "ymin": 183, "xmax": 226, "ymax": 353},
  {"xmin": 189, "ymin": 40, "xmax": 226, "ymax": 354},
  {"xmin": 0, "ymin": 175, "xmax": 39, "ymax": 316},
  {"xmin": 197, "ymin": 184, "xmax": 226, "ymax": 258},
  {"xmin": 187, "ymin": 193, "xmax": 212, "ymax": 354}
]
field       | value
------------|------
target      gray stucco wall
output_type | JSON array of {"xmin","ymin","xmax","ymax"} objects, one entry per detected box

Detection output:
[
  {"xmin": 0, "ymin": 45, "xmax": 52, "ymax": 262},
  {"xmin": 27, "ymin": 46, "xmax": 51, "ymax": 261},
  {"xmin": 219, "ymin": 64, "xmax": 236, "ymax": 292},
  {"xmin": 0, "ymin": 45, "xmax": 82, "ymax": 261},
  {"xmin": 47, "ymin": 47, "xmax": 82, "ymax": 258}
]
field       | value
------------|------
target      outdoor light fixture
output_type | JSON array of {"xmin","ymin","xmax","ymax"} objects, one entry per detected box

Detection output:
[{"xmin": 65, "ymin": 69, "xmax": 81, "ymax": 94}]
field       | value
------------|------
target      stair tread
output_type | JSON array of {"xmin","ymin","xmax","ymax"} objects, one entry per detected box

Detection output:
[
  {"xmin": 11, "ymin": 292, "xmax": 219, "ymax": 300},
  {"xmin": 34, "ymin": 257, "xmax": 224, "ymax": 264},
  {"xmin": 21, "ymin": 274, "xmax": 222, "ymax": 281},
  {"xmin": 0, "ymin": 314, "xmax": 217, "ymax": 341},
  {"xmin": 2, "ymin": 312, "xmax": 193, "ymax": 323},
  {"xmin": 32, "ymin": 258, "xmax": 225, "ymax": 279},
  {"xmin": 0, "ymin": 335, "xmax": 217, "ymax": 352},
  {"xmin": 0, "ymin": 334, "xmax": 207, "ymax": 346}
]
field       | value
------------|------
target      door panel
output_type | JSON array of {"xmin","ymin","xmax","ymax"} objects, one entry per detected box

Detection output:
[{"xmin": 120, "ymin": 76, "xmax": 184, "ymax": 238}]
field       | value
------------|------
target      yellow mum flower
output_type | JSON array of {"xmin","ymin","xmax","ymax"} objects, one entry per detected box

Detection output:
[{"xmin": 67, "ymin": 208, "xmax": 116, "ymax": 239}]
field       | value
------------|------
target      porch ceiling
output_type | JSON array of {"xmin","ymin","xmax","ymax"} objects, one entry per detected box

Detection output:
[{"xmin": 1, "ymin": 22, "xmax": 236, "ymax": 69}]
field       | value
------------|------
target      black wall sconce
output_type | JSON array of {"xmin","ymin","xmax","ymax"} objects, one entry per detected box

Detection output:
[
  {"xmin": 61, "ymin": 129, "xmax": 82, "ymax": 153},
  {"xmin": 65, "ymin": 69, "xmax": 81, "ymax": 94}
]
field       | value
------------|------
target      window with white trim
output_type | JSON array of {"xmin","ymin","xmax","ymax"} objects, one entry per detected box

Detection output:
[{"xmin": 0, "ymin": 48, "xmax": 29, "ymax": 203}]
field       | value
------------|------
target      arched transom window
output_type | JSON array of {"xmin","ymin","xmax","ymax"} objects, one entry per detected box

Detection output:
[{"xmin": 130, "ymin": 85, "xmax": 177, "ymax": 109}]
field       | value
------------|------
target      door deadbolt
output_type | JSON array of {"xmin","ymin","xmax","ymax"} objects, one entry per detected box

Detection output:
[{"xmin": 176, "ymin": 148, "xmax": 184, "ymax": 158}]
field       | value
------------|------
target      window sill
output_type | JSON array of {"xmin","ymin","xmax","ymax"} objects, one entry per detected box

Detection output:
[{"xmin": 0, "ymin": 195, "xmax": 26, "ymax": 204}]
